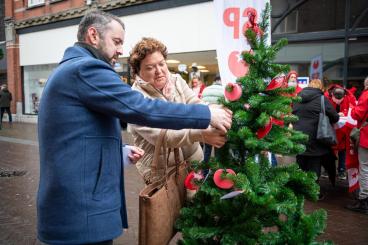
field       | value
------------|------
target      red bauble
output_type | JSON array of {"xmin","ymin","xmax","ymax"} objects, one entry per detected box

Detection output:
[
  {"xmin": 265, "ymin": 74, "xmax": 286, "ymax": 91},
  {"xmin": 184, "ymin": 171, "xmax": 203, "ymax": 190},
  {"xmin": 224, "ymin": 83, "xmax": 242, "ymax": 101},
  {"xmin": 213, "ymin": 169, "xmax": 236, "ymax": 189},
  {"xmin": 272, "ymin": 117, "xmax": 284, "ymax": 127},
  {"xmin": 256, "ymin": 118, "xmax": 272, "ymax": 139}
]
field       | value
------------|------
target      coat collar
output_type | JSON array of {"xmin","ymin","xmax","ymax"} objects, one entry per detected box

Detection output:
[
  {"xmin": 75, "ymin": 42, "xmax": 111, "ymax": 65},
  {"xmin": 60, "ymin": 45, "xmax": 92, "ymax": 64},
  {"xmin": 132, "ymin": 75, "xmax": 165, "ymax": 99},
  {"xmin": 60, "ymin": 44, "xmax": 112, "ymax": 66},
  {"xmin": 132, "ymin": 74, "xmax": 178, "ymax": 101}
]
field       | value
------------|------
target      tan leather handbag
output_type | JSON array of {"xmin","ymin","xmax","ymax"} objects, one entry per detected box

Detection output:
[{"xmin": 139, "ymin": 130, "xmax": 188, "ymax": 245}]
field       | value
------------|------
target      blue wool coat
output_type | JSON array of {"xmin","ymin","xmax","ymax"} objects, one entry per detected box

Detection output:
[{"xmin": 37, "ymin": 45, "xmax": 210, "ymax": 244}]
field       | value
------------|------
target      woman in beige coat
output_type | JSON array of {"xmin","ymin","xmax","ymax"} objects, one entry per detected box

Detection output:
[{"xmin": 128, "ymin": 37, "xmax": 226, "ymax": 184}]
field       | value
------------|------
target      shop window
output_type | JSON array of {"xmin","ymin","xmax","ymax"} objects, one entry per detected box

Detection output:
[
  {"xmin": 28, "ymin": 0, "xmax": 45, "ymax": 8},
  {"xmin": 23, "ymin": 64, "xmax": 56, "ymax": 115}
]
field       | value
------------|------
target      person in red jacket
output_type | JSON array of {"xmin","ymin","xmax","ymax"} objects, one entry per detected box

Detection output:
[
  {"xmin": 348, "ymin": 86, "xmax": 357, "ymax": 98},
  {"xmin": 347, "ymin": 76, "xmax": 368, "ymax": 214},
  {"xmin": 325, "ymin": 84, "xmax": 357, "ymax": 180},
  {"xmin": 190, "ymin": 76, "xmax": 206, "ymax": 99}
]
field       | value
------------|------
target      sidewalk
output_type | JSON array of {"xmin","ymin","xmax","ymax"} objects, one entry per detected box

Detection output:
[
  {"xmin": 0, "ymin": 122, "xmax": 144, "ymax": 245},
  {"xmin": 0, "ymin": 122, "xmax": 367, "ymax": 244}
]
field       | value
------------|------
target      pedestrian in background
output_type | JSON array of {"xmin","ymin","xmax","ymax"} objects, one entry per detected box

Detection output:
[
  {"xmin": 37, "ymin": 10, "xmax": 232, "ymax": 245},
  {"xmin": 347, "ymin": 76, "xmax": 368, "ymax": 214},
  {"xmin": 292, "ymin": 79, "xmax": 339, "ymax": 199},
  {"xmin": 0, "ymin": 84, "xmax": 13, "ymax": 130},
  {"xmin": 189, "ymin": 62, "xmax": 201, "ymax": 81},
  {"xmin": 325, "ymin": 85, "xmax": 357, "ymax": 180},
  {"xmin": 201, "ymin": 74, "xmax": 225, "ymax": 163},
  {"xmin": 190, "ymin": 76, "xmax": 206, "ymax": 99}
]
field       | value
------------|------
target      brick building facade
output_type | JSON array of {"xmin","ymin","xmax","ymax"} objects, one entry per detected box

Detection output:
[{"xmin": 4, "ymin": 0, "xmax": 159, "ymax": 119}]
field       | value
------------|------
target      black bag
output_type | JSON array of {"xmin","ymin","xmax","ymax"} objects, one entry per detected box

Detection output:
[{"xmin": 316, "ymin": 96, "xmax": 337, "ymax": 145}]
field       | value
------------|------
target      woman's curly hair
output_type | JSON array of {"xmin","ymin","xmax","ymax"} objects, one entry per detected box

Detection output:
[{"xmin": 128, "ymin": 37, "xmax": 168, "ymax": 78}]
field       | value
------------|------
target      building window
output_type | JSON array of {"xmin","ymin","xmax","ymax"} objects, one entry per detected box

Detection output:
[
  {"xmin": 273, "ymin": 10, "xmax": 298, "ymax": 34},
  {"xmin": 23, "ymin": 64, "xmax": 56, "ymax": 115},
  {"xmin": 28, "ymin": 0, "xmax": 45, "ymax": 7}
]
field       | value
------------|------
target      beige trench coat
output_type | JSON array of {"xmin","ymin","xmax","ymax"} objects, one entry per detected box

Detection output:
[{"xmin": 128, "ymin": 74, "xmax": 204, "ymax": 183}]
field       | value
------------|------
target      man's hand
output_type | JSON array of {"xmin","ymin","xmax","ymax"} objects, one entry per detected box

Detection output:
[
  {"xmin": 208, "ymin": 104, "xmax": 233, "ymax": 133},
  {"xmin": 201, "ymin": 127, "xmax": 227, "ymax": 148},
  {"xmin": 128, "ymin": 146, "xmax": 145, "ymax": 164}
]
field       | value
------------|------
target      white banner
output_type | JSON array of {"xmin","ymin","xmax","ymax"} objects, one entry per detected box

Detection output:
[{"xmin": 214, "ymin": 0, "xmax": 270, "ymax": 85}]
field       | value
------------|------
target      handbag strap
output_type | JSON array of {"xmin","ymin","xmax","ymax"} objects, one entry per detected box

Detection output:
[
  {"xmin": 151, "ymin": 130, "xmax": 185, "ymax": 183},
  {"xmin": 320, "ymin": 95, "xmax": 326, "ymax": 114},
  {"xmin": 174, "ymin": 148, "xmax": 181, "ymax": 178},
  {"xmin": 151, "ymin": 129, "xmax": 168, "ymax": 180}
]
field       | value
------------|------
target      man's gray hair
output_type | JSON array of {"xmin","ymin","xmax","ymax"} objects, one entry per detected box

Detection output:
[{"xmin": 77, "ymin": 10, "xmax": 125, "ymax": 42}]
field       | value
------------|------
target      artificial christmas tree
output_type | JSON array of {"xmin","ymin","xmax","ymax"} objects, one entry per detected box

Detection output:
[{"xmin": 176, "ymin": 3, "xmax": 331, "ymax": 244}]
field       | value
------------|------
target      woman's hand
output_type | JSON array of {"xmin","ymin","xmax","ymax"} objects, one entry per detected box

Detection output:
[
  {"xmin": 128, "ymin": 146, "xmax": 145, "ymax": 164},
  {"xmin": 201, "ymin": 126, "xmax": 227, "ymax": 148}
]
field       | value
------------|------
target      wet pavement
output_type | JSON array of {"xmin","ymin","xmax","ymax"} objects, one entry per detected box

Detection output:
[{"xmin": 0, "ymin": 122, "xmax": 368, "ymax": 245}]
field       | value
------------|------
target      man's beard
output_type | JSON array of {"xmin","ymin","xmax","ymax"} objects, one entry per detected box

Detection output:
[{"xmin": 98, "ymin": 41, "xmax": 115, "ymax": 66}]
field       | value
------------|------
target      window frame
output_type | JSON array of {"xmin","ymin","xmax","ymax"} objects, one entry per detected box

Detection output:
[
  {"xmin": 273, "ymin": 10, "xmax": 299, "ymax": 34},
  {"xmin": 28, "ymin": 0, "xmax": 45, "ymax": 8}
]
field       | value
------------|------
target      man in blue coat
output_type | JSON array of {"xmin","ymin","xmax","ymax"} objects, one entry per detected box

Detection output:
[{"xmin": 37, "ymin": 10, "xmax": 232, "ymax": 244}]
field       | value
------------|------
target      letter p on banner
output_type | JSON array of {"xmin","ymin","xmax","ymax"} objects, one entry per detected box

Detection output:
[{"xmin": 214, "ymin": 0, "xmax": 270, "ymax": 86}]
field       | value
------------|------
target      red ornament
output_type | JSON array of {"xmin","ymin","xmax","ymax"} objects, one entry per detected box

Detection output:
[
  {"xmin": 256, "ymin": 118, "xmax": 272, "ymax": 139},
  {"xmin": 272, "ymin": 117, "xmax": 284, "ymax": 127},
  {"xmin": 225, "ymin": 83, "xmax": 242, "ymax": 101},
  {"xmin": 244, "ymin": 7, "xmax": 263, "ymax": 36},
  {"xmin": 184, "ymin": 171, "xmax": 203, "ymax": 190},
  {"xmin": 213, "ymin": 169, "xmax": 236, "ymax": 189},
  {"xmin": 265, "ymin": 74, "xmax": 286, "ymax": 91}
]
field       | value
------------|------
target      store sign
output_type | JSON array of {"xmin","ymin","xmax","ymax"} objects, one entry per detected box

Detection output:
[
  {"xmin": 214, "ymin": 0, "xmax": 270, "ymax": 85},
  {"xmin": 309, "ymin": 55, "xmax": 323, "ymax": 80}
]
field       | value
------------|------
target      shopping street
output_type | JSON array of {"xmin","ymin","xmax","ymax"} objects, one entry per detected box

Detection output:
[{"xmin": 0, "ymin": 122, "xmax": 367, "ymax": 245}]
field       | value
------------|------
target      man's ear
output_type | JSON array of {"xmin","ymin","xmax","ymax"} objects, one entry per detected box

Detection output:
[{"xmin": 86, "ymin": 27, "xmax": 100, "ymax": 47}]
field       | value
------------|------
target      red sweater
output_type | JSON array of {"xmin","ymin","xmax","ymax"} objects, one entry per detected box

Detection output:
[{"xmin": 351, "ymin": 89, "xmax": 368, "ymax": 148}]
